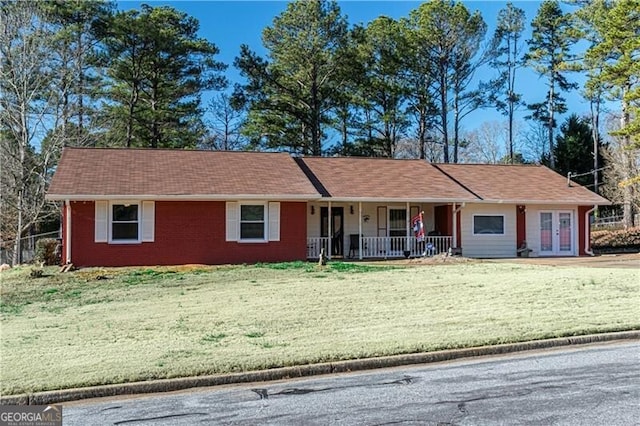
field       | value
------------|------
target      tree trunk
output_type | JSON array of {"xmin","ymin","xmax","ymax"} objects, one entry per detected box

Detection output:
[
  {"xmin": 77, "ymin": 29, "xmax": 84, "ymax": 137},
  {"xmin": 440, "ymin": 71, "xmax": 449, "ymax": 163},
  {"xmin": 548, "ymin": 79, "xmax": 555, "ymax": 169},
  {"xmin": 418, "ymin": 108, "xmax": 426, "ymax": 160},
  {"xmin": 508, "ymin": 99, "xmax": 514, "ymax": 164},
  {"xmin": 310, "ymin": 65, "xmax": 321, "ymax": 156},
  {"xmin": 590, "ymin": 97, "xmax": 600, "ymax": 194},
  {"xmin": 621, "ymin": 88, "xmax": 633, "ymax": 228},
  {"xmin": 12, "ymin": 138, "xmax": 26, "ymax": 265},
  {"xmin": 453, "ymin": 91, "xmax": 460, "ymax": 164},
  {"xmin": 151, "ymin": 78, "xmax": 159, "ymax": 148}
]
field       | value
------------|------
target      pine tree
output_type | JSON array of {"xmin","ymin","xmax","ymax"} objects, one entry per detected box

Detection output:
[
  {"xmin": 353, "ymin": 16, "xmax": 411, "ymax": 157},
  {"xmin": 233, "ymin": 0, "xmax": 350, "ymax": 155},
  {"xmin": 100, "ymin": 5, "xmax": 226, "ymax": 148},
  {"xmin": 548, "ymin": 114, "xmax": 605, "ymax": 188},
  {"xmin": 485, "ymin": 3, "xmax": 525, "ymax": 164},
  {"xmin": 408, "ymin": 0, "xmax": 486, "ymax": 163},
  {"xmin": 582, "ymin": 0, "xmax": 640, "ymax": 226},
  {"xmin": 525, "ymin": 0, "xmax": 578, "ymax": 169}
]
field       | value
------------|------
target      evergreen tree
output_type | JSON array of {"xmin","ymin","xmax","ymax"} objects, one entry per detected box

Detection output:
[
  {"xmin": 408, "ymin": 0, "xmax": 486, "ymax": 163},
  {"xmin": 546, "ymin": 114, "xmax": 605, "ymax": 188},
  {"xmin": 582, "ymin": 0, "xmax": 639, "ymax": 226},
  {"xmin": 485, "ymin": 2, "xmax": 525, "ymax": 164},
  {"xmin": 100, "ymin": 5, "xmax": 226, "ymax": 148},
  {"xmin": 43, "ymin": 0, "xmax": 114, "ymax": 147},
  {"xmin": 354, "ymin": 16, "xmax": 411, "ymax": 157},
  {"xmin": 233, "ymin": 0, "xmax": 350, "ymax": 155},
  {"xmin": 525, "ymin": 0, "xmax": 578, "ymax": 169}
]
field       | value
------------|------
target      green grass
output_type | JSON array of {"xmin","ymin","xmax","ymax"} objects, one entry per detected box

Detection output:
[{"xmin": 0, "ymin": 261, "xmax": 638, "ymax": 395}]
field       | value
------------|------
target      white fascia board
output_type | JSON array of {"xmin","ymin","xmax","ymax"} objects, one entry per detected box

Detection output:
[
  {"xmin": 315, "ymin": 197, "xmax": 479, "ymax": 203},
  {"xmin": 46, "ymin": 193, "xmax": 322, "ymax": 202},
  {"xmin": 475, "ymin": 199, "xmax": 612, "ymax": 206}
]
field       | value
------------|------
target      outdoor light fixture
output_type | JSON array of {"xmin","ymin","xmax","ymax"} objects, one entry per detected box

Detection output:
[
  {"xmin": 311, "ymin": 206, "xmax": 315, "ymax": 215},
  {"xmin": 350, "ymin": 205, "xmax": 354, "ymax": 215}
]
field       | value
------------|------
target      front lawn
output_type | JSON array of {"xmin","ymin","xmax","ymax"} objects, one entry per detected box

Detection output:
[{"xmin": 1, "ymin": 261, "xmax": 638, "ymax": 395}]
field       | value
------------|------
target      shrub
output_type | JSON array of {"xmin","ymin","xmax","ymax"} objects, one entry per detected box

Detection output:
[
  {"xmin": 592, "ymin": 227, "xmax": 640, "ymax": 249},
  {"xmin": 35, "ymin": 238, "xmax": 60, "ymax": 266}
]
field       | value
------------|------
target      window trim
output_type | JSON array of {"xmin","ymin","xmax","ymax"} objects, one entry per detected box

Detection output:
[
  {"xmin": 238, "ymin": 202, "xmax": 268, "ymax": 243},
  {"xmin": 472, "ymin": 214, "xmax": 505, "ymax": 236},
  {"xmin": 109, "ymin": 201, "xmax": 141, "ymax": 244}
]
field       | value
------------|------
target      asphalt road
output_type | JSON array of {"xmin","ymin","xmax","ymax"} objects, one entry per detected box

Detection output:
[{"xmin": 63, "ymin": 341, "xmax": 640, "ymax": 425}]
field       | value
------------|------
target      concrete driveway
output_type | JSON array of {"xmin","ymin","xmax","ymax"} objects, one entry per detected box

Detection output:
[
  {"xmin": 484, "ymin": 252, "xmax": 640, "ymax": 269},
  {"xmin": 371, "ymin": 252, "xmax": 640, "ymax": 269}
]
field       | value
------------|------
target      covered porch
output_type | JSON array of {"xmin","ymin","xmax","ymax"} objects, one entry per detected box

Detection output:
[{"xmin": 306, "ymin": 201, "xmax": 462, "ymax": 260}]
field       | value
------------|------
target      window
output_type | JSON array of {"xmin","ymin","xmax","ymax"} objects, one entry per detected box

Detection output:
[
  {"xmin": 112, "ymin": 204, "xmax": 139, "ymax": 241},
  {"xmin": 226, "ymin": 202, "xmax": 280, "ymax": 242},
  {"xmin": 389, "ymin": 208, "xmax": 407, "ymax": 237},
  {"xmin": 473, "ymin": 215, "xmax": 504, "ymax": 235},
  {"xmin": 95, "ymin": 201, "xmax": 154, "ymax": 244},
  {"xmin": 240, "ymin": 204, "xmax": 265, "ymax": 240}
]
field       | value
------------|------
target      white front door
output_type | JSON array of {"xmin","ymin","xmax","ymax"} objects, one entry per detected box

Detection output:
[{"xmin": 539, "ymin": 211, "xmax": 574, "ymax": 256}]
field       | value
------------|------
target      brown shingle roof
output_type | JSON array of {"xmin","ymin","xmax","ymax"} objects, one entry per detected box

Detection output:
[
  {"xmin": 298, "ymin": 157, "xmax": 479, "ymax": 201},
  {"xmin": 435, "ymin": 163, "xmax": 610, "ymax": 205},
  {"xmin": 46, "ymin": 148, "xmax": 320, "ymax": 200},
  {"xmin": 47, "ymin": 149, "xmax": 611, "ymax": 206}
]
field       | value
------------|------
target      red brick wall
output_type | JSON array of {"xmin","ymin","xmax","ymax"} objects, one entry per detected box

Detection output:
[
  {"xmin": 66, "ymin": 201, "xmax": 307, "ymax": 267},
  {"xmin": 578, "ymin": 205, "xmax": 592, "ymax": 256}
]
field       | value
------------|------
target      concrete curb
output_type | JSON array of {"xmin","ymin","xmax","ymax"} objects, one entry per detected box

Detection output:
[{"xmin": 2, "ymin": 330, "xmax": 638, "ymax": 406}]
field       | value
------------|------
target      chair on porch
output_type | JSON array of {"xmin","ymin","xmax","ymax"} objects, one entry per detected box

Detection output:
[{"xmin": 348, "ymin": 234, "xmax": 362, "ymax": 258}]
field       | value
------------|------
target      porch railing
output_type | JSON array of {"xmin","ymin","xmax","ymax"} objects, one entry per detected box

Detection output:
[
  {"xmin": 307, "ymin": 236, "xmax": 453, "ymax": 259},
  {"xmin": 307, "ymin": 237, "xmax": 330, "ymax": 259}
]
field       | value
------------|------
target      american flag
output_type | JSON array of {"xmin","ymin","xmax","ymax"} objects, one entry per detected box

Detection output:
[{"xmin": 412, "ymin": 211, "xmax": 425, "ymax": 242}]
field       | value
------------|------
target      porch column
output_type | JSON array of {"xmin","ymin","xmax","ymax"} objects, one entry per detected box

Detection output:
[
  {"xmin": 358, "ymin": 202, "xmax": 363, "ymax": 260},
  {"xmin": 406, "ymin": 201, "xmax": 410, "ymax": 253},
  {"xmin": 65, "ymin": 200, "xmax": 71, "ymax": 264},
  {"xmin": 328, "ymin": 201, "xmax": 332, "ymax": 260},
  {"xmin": 451, "ymin": 203, "xmax": 458, "ymax": 248}
]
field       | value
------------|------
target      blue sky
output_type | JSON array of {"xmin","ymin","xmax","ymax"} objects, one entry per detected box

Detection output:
[{"xmin": 116, "ymin": 1, "xmax": 592, "ymax": 153}]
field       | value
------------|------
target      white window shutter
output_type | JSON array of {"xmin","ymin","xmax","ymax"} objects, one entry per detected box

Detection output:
[
  {"xmin": 268, "ymin": 202, "xmax": 280, "ymax": 241},
  {"xmin": 226, "ymin": 202, "xmax": 238, "ymax": 241},
  {"xmin": 141, "ymin": 201, "xmax": 155, "ymax": 242},
  {"xmin": 95, "ymin": 201, "xmax": 108, "ymax": 242}
]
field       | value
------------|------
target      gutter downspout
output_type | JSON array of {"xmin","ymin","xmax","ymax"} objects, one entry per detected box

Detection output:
[
  {"xmin": 584, "ymin": 205, "xmax": 596, "ymax": 256},
  {"xmin": 65, "ymin": 200, "xmax": 72, "ymax": 264},
  {"xmin": 452, "ymin": 202, "xmax": 465, "ymax": 249}
]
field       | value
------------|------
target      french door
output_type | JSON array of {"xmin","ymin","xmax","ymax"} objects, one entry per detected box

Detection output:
[{"xmin": 539, "ymin": 211, "xmax": 574, "ymax": 256}]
